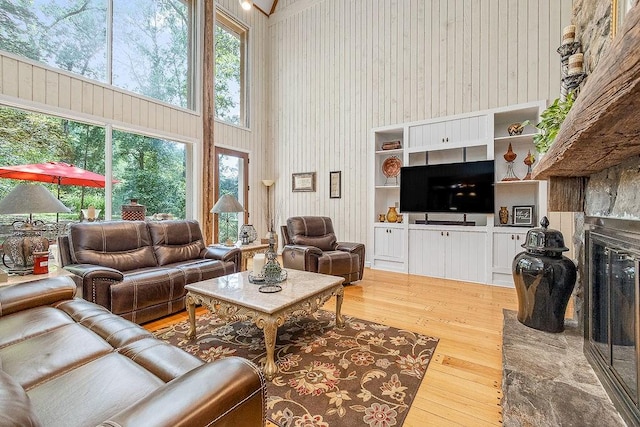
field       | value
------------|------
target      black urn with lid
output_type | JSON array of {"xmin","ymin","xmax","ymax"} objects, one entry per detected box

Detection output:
[{"xmin": 512, "ymin": 216, "xmax": 577, "ymax": 333}]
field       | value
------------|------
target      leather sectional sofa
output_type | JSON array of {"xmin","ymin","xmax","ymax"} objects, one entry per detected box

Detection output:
[
  {"xmin": 58, "ymin": 220, "xmax": 240, "ymax": 324},
  {"xmin": 0, "ymin": 276, "xmax": 265, "ymax": 427}
]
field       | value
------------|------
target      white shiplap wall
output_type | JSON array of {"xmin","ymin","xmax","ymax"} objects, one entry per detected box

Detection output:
[{"xmin": 268, "ymin": 0, "xmax": 572, "ymax": 253}]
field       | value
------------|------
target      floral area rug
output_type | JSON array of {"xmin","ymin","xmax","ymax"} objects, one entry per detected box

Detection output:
[{"xmin": 154, "ymin": 310, "xmax": 438, "ymax": 427}]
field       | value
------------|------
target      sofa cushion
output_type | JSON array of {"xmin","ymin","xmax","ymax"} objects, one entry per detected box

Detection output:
[
  {"xmin": 68, "ymin": 221, "xmax": 157, "ymax": 271},
  {"xmin": 318, "ymin": 251, "xmax": 360, "ymax": 276},
  {"xmin": 288, "ymin": 216, "xmax": 338, "ymax": 251},
  {"xmin": 27, "ymin": 353, "xmax": 164, "ymax": 427},
  {"xmin": 166, "ymin": 258, "xmax": 236, "ymax": 284},
  {"xmin": 0, "ymin": 306, "xmax": 73, "ymax": 349},
  {"xmin": 110, "ymin": 267, "xmax": 187, "ymax": 316},
  {"xmin": 0, "ymin": 323, "xmax": 112, "ymax": 390},
  {"xmin": 147, "ymin": 220, "xmax": 206, "ymax": 266}
]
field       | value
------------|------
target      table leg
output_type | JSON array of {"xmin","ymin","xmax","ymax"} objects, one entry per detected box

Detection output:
[
  {"xmin": 261, "ymin": 318, "xmax": 278, "ymax": 380},
  {"xmin": 335, "ymin": 287, "xmax": 345, "ymax": 328},
  {"xmin": 186, "ymin": 294, "xmax": 196, "ymax": 339}
]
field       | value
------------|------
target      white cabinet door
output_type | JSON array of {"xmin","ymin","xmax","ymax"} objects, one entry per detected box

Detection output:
[
  {"xmin": 374, "ymin": 226, "xmax": 391, "ymax": 258},
  {"xmin": 409, "ymin": 115, "xmax": 488, "ymax": 149},
  {"xmin": 446, "ymin": 230, "xmax": 488, "ymax": 283},
  {"xmin": 373, "ymin": 225, "xmax": 406, "ymax": 272},
  {"xmin": 409, "ymin": 229, "xmax": 445, "ymax": 277}
]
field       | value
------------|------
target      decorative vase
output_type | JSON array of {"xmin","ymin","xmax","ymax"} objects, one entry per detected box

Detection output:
[
  {"xmin": 502, "ymin": 143, "xmax": 520, "ymax": 181},
  {"xmin": 507, "ymin": 123, "xmax": 524, "ymax": 136},
  {"xmin": 378, "ymin": 214, "xmax": 386, "ymax": 222},
  {"xmin": 512, "ymin": 217, "xmax": 577, "ymax": 333},
  {"xmin": 396, "ymin": 214, "xmax": 404, "ymax": 223},
  {"xmin": 523, "ymin": 150, "xmax": 536, "ymax": 180},
  {"xmin": 386, "ymin": 207, "xmax": 398, "ymax": 223},
  {"xmin": 499, "ymin": 207, "xmax": 509, "ymax": 225}
]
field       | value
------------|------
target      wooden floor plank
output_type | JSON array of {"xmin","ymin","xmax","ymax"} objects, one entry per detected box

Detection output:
[{"xmin": 145, "ymin": 267, "xmax": 519, "ymax": 426}]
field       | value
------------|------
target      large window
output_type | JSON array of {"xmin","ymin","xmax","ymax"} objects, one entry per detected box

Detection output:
[
  {"xmin": 215, "ymin": 11, "xmax": 248, "ymax": 126},
  {"xmin": 112, "ymin": 130, "xmax": 187, "ymax": 219},
  {"xmin": 0, "ymin": 0, "xmax": 195, "ymax": 109},
  {"xmin": 0, "ymin": 105, "xmax": 189, "ymax": 224}
]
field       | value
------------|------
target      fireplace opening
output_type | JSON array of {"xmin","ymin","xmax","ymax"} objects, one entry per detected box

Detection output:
[{"xmin": 586, "ymin": 216, "xmax": 640, "ymax": 426}]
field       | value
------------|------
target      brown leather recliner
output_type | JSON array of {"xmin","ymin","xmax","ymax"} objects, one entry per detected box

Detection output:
[{"xmin": 281, "ymin": 216, "xmax": 365, "ymax": 284}]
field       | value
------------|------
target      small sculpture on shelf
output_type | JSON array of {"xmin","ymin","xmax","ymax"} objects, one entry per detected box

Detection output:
[
  {"xmin": 502, "ymin": 143, "xmax": 520, "ymax": 181},
  {"xmin": 523, "ymin": 151, "xmax": 536, "ymax": 180}
]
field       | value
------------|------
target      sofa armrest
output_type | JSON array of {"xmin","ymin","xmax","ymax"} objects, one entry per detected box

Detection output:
[
  {"xmin": 98, "ymin": 357, "xmax": 265, "ymax": 427},
  {"xmin": 64, "ymin": 264, "xmax": 124, "ymax": 309},
  {"xmin": 64, "ymin": 264, "xmax": 124, "ymax": 282},
  {"xmin": 201, "ymin": 246, "xmax": 241, "ymax": 272},
  {"xmin": 282, "ymin": 244, "xmax": 323, "ymax": 273},
  {"xmin": 336, "ymin": 242, "xmax": 366, "ymax": 280},
  {"xmin": 0, "ymin": 276, "xmax": 76, "ymax": 317}
]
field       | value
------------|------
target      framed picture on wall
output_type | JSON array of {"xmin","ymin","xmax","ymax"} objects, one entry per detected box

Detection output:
[
  {"xmin": 329, "ymin": 171, "xmax": 341, "ymax": 198},
  {"xmin": 292, "ymin": 172, "xmax": 316, "ymax": 192},
  {"xmin": 612, "ymin": 0, "xmax": 635, "ymax": 37},
  {"xmin": 513, "ymin": 205, "xmax": 535, "ymax": 227}
]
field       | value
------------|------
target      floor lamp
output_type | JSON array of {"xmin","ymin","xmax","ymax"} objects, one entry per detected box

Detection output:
[
  {"xmin": 261, "ymin": 179, "xmax": 275, "ymax": 235},
  {"xmin": 211, "ymin": 194, "xmax": 244, "ymax": 246}
]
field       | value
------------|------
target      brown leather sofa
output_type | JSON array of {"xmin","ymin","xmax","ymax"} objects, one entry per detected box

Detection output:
[
  {"xmin": 58, "ymin": 220, "xmax": 240, "ymax": 324},
  {"xmin": 281, "ymin": 216, "xmax": 365, "ymax": 284},
  {"xmin": 0, "ymin": 276, "xmax": 265, "ymax": 427}
]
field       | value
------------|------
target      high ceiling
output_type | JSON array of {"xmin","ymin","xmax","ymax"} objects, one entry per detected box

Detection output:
[{"xmin": 253, "ymin": 0, "xmax": 277, "ymax": 16}]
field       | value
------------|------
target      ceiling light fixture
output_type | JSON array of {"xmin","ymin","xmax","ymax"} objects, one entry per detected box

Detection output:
[{"xmin": 239, "ymin": 0, "xmax": 253, "ymax": 10}]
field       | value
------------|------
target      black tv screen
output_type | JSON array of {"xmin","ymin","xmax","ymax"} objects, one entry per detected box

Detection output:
[{"xmin": 400, "ymin": 160, "xmax": 495, "ymax": 214}]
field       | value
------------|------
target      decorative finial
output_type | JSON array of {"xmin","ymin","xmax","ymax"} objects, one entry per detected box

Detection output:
[{"xmin": 540, "ymin": 216, "xmax": 549, "ymax": 229}]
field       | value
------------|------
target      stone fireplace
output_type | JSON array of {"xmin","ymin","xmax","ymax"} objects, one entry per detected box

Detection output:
[{"xmin": 532, "ymin": 2, "xmax": 640, "ymax": 425}]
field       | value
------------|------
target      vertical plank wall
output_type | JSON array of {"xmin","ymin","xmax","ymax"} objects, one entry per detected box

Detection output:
[{"xmin": 268, "ymin": 0, "xmax": 572, "ymax": 251}]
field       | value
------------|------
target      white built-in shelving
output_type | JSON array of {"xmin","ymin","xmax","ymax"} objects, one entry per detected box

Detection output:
[{"xmin": 370, "ymin": 101, "xmax": 548, "ymax": 286}]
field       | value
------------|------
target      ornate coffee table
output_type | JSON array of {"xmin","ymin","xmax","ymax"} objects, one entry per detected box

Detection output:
[{"xmin": 185, "ymin": 269, "xmax": 345, "ymax": 380}]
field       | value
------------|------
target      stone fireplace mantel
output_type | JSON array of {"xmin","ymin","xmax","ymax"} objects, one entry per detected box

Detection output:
[{"xmin": 533, "ymin": 2, "xmax": 640, "ymax": 182}]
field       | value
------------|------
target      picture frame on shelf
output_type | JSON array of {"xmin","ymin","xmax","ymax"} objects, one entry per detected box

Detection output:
[
  {"xmin": 292, "ymin": 172, "xmax": 316, "ymax": 192},
  {"xmin": 513, "ymin": 205, "xmax": 535, "ymax": 227},
  {"xmin": 329, "ymin": 171, "xmax": 341, "ymax": 198}
]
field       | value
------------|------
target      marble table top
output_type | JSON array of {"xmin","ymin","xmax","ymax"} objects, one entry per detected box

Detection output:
[{"xmin": 185, "ymin": 269, "xmax": 344, "ymax": 315}]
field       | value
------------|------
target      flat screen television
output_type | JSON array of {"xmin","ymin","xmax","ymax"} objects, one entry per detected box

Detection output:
[{"xmin": 400, "ymin": 160, "xmax": 495, "ymax": 214}]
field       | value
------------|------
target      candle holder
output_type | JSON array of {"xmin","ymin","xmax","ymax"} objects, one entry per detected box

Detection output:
[
  {"xmin": 556, "ymin": 42, "xmax": 581, "ymax": 61},
  {"xmin": 563, "ymin": 72, "xmax": 586, "ymax": 91}
]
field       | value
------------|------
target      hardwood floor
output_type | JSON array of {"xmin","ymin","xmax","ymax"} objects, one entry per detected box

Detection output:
[{"xmin": 145, "ymin": 268, "xmax": 519, "ymax": 426}]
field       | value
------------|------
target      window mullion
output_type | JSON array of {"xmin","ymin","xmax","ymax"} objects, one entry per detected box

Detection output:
[{"xmin": 107, "ymin": 0, "xmax": 114, "ymax": 85}]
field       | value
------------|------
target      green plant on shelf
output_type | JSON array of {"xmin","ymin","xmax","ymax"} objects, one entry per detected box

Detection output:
[{"xmin": 521, "ymin": 90, "xmax": 576, "ymax": 154}]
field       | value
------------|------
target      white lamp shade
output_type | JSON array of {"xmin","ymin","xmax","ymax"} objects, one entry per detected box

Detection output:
[
  {"xmin": 261, "ymin": 179, "xmax": 275, "ymax": 187},
  {"xmin": 211, "ymin": 194, "xmax": 244, "ymax": 213},
  {"xmin": 0, "ymin": 183, "xmax": 71, "ymax": 215}
]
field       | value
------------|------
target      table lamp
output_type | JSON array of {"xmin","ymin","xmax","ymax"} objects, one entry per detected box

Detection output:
[
  {"xmin": 0, "ymin": 183, "xmax": 71, "ymax": 274},
  {"xmin": 211, "ymin": 194, "xmax": 244, "ymax": 246}
]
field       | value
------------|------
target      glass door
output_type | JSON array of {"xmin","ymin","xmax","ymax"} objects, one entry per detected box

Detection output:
[{"xmin": 214, "ymin": 147, "xmax": 248, "ymax": 244}]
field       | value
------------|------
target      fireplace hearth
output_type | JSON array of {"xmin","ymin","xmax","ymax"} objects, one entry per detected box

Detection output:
[{"xmin": 586, "ymin": 216, "xmax": 640, "ymax": 426}]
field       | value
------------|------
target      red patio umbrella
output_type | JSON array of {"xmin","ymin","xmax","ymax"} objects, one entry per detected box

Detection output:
[{"xmin": 0, "ymin": 162, "xmax": 117, "ymax": 188}]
